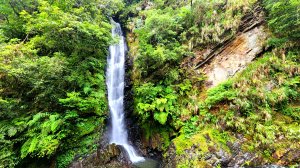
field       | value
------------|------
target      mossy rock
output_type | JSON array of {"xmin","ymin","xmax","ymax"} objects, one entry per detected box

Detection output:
[{"xmin": 173, "ymin": 127, "xmax": 233, "ymax": 155}]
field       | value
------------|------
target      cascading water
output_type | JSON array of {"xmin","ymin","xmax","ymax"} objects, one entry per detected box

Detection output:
[{"xmin": 106, "ymin": 20, "xmax": 145, "ymax": 163}]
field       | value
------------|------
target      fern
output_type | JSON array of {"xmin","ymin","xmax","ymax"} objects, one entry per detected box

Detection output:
[{"xmin": 154, "ymin": 112, "xmax": 168, "ymax": 125}]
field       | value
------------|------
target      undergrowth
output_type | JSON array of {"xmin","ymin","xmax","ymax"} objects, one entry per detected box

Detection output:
[{"xmin": 173, "ymin": 51, "xmax": 300, "ymax": 166}]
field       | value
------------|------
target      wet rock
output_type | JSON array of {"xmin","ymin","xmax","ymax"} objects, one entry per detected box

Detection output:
[
  {"xmin": 98, "ymin": 143, "xmax": 122, "ymax": 164},
  {"xmin": 227, "ymin": 152, "xmax": 256, "ymax": 168},
  {"xmin": 206, "ymin": 155, "xmax": 219, "ymax": 166},
  {"xmin": 69, "ymin": 144, "xmax": 130, "ymax": 168},
  {"xmin": 257, "ymin": 165, "xmax": 286, "ymax": 168},
  {"xmin": 280, "ymin": 149, "xmax": 300, "ymax": 165},
  {"xmin": 141, "ymin": 133, "xmax": 163, "ymax": 151},
  {"xmin": 162, "ymin": 143, "xmax": 177, "ymax": 168},
  {"xmin": 141, "ymin": 1, "xmax": 154, "ymax": 10},
  {"xmin": 216, "ymin": 149, "xmax": 231, "ymax": 165}
]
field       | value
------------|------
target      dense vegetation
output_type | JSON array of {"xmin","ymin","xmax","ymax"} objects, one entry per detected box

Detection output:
[
  {"xmin": 123, "ymin": 0, "xmax": 252, "ymax": 142},
  {"xmin": 0, "ymin": 0, "xmax": 299, "ymax": 167},
  {"xmin": 125, "ymin": 0, "xmax": 300, "ymax": 166},
  {"xmin": 0, "ymin": 0, "xmax": 124, "ymax": 167}
]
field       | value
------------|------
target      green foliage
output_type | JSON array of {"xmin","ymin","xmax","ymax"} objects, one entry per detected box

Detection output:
[
  {"xmin": 129, "ymin": 0, "xmax": 257, "ymax": 136},
  {"xmin": 2, "ymin": 0, "xmax": 297, "ymax": 166},
  {"xmin": 232, "ymin": 53, "xmax": 300, "ymax": 115},
  {"xmin": 169, "ymin": 51, "xmax": 300, "ymax": 166},
  {"xmin": 264, "ymin": 0, "xmax": 300, "ymax": 46},
  {"xmin": 0, "ymin": 0, "xmax": 37, "ymax": 40},
  {"xmin": 97, "ymin": 0, "xmax": 125, "ymax": 15},
  {"xmin": 135, "ymin": 83, "xmax": 179, "ymax": 125},
  {"xmin": 173, "ymin": 127, "xmax": 232, "ymax": 155},
  {"xmin": 132, "ymin": 6, "xmax": 192, "ymax": 79},
  {"xmin": 125, "ymin": 0, "xmax": 300, "ymax": 166},
  {"xmin": 205, "ymin": 80, "xmax": 237, "ymax": 108},
  {"xmin": 215, "ymin": 52, "xmax": 299, "ymax": 162},
  {"xmin": 127, "ymin": 1, "xmax": 247, "ymax": 156},
  {"xmin": 154, "ymin": 112, "xmax": 168, "ymax": 125},
  {"xmin": 0, "ymin": 0, "xmax": 115, "ymax": 167},
  {"xmin": 282, "ymin": 105, "xmax": 300, "ymax": 120},
  {"xmin": 188, "ymin": 0, "xmax": 256, "ymax": 46}
]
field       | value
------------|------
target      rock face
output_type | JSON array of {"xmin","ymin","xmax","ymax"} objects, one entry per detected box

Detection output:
[
  {"xmin": 202, "ymin": 25, "xmax": 269, "ymax": 87},
  {"xmin": 69, "ymin": 144, "xmax": 131, "ymax": 168},
  {"xmin": 162, "ymin": 135, "xmax": 296, "ymax": 168},
  {"xmin": 193, "ymin": 4, "xmax": 269, "ymax": 87}
]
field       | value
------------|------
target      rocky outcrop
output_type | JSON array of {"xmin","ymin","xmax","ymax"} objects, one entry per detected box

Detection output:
[
  {"xmin": 202, "ymin": 25, "xmax": 269, "ymax": 87},
  {"xmin": 69, "ymin": 144, "xmax": 130, "ymax": 168},
  {"xmin": 162, "ymin": 135, "xmax": 296, "ymax": 168},
  {"xmin": 194, "ymin": 4, "xmax": 269, "ymax": 87}
]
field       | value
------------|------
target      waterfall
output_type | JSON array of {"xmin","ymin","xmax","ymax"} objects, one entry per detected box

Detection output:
[{"xmin": 106, "ymin": 20, "xmax": 145, "ymax": 163}]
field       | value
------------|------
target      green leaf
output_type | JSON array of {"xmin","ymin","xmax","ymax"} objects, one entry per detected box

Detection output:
[{"xmin": 154, "ymin": 112, "xmax": 168, "ymax": 125}]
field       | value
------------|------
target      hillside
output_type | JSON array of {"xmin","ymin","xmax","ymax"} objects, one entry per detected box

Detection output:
[
  {"xmin": 122, "ymin": 0, "xmax": 299, "ymax": 167},
  {"xmin": 0, "ymin": 0, "xmax": 299, "ymax": 168}
]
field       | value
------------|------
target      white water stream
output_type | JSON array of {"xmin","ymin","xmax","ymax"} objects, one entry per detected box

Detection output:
[{"xmin": 106, "ymin": 20, "xmax": 145, "ymax": 163}]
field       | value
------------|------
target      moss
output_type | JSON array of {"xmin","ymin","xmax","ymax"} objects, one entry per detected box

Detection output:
[
  {"xmin": 173, "ymin": 127, "xmax": 233, "ymax": 155},
  {"xmin": 141, "ymin": 123, "xmax": 174, "ymax": 151},
  {"xmin": 173, "ymin": 134, "xmax": 194, "ymax": 155},
  {"xmin": 178, "ymin": 160, "xmax": 212, "ymax": 168},
  {"xmin": 200, "ymin": 128, "xmax": 233, "ymax": 153},
  {"xmin": 56, "ymin": 151, "xmax": 76, "ymax": 168},
  {"xmin": 161, "ymin": 131, "xmax": 171, "ymax": 150}
]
